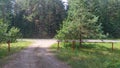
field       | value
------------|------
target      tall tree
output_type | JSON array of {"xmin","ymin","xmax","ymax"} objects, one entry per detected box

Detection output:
[
  {"xmin": 0, "ymin": 0, "xmax": 12, "ymax": 19},
  {"xmin": 85, "ymin": 0, "xmax": 120, "ymax": 38},
  {"xmin": 56, "ymin": 0, "xmax": 105, "ymax": 41},
  {"xmin": 11, "ymin": 0, "xmax": 66, "ymax": 38}
]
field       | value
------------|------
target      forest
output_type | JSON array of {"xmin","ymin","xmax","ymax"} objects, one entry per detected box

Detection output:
[
  {"xmin": 0, "ymin": 0, "xmax": 120, "ymax": 68},
  {"xmin": 0, "ymin": 0, "xmax": 120, "ymax": 42}
]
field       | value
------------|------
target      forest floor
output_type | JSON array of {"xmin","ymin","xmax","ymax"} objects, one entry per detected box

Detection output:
[{"xmin": 1, "ymin": 39, "xmax": 71, "ymax": 68}]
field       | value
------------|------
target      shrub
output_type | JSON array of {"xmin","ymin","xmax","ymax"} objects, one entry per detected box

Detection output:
[
  {"xmin": 0, "ymin": 19, "xmax": 21, "ymax": 43},
  {"xmin": 7, "ymin": 27, "xmax": 21, "ymax": 42}
]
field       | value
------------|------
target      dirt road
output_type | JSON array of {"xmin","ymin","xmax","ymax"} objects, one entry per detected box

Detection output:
[{"xmin": 2, "ymin": 39, "xmax": 70, "ymax": 68}]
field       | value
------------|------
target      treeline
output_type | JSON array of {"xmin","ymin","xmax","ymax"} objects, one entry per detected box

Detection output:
[
  {"xmin": 0, "ymin": 0, "xmax": 120, "ymax": 40},
  {"xmin": 85, "ymin": 0, "xmax": 120, "ymax": 38},
  {"xmin": 0, "ymin": 0, "xmax": 66, "ymax": 38}
]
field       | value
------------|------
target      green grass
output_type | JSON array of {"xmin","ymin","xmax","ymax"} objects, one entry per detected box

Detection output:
[
  {"xmin": 0, "ymin": 41, "xmax": 32, "ymax": 59},
  {"xmin": 51, "ymin": 42, "xmax": 120, "ymax": 68}
]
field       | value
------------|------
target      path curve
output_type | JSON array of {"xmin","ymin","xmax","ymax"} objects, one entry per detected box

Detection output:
[{"xmin": 2, "ymin": 39, "xmax": 71, "ymax": 68}]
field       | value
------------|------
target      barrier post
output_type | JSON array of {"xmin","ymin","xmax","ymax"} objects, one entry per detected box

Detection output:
[
  {"xmin": 72, "ymin": 40, "xmax": 75, "ymax": 51},
  {"xmin": 57, "ymin": 40, "xmax": 60, "ymax": 50},
  {"xmin": 112, "ymin": 42, "xmax": 114, "ymax": 51},
  {"xmin": 7, "ymin": 40, "xmax": 10, "ymax": 52}
]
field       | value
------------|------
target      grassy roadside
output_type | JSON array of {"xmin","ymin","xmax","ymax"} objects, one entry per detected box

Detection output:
[
  {"xmin": 0, "ymin": 41, "xmax": 32, "ymax": 67},
  {"xmin": 0, "ymin": 41, "xmax": 32, "ymax": 59},
  {"xmin": 51, "ymin": 42, "xmax": 120, "ymax": 68}
]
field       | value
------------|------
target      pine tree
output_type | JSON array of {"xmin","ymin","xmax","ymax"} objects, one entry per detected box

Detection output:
[{"xmin": 56, "ymin": 0, "xmax": 105, "ymax": 46}]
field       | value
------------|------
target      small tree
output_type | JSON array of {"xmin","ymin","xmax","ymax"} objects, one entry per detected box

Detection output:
[
  {"xmin": 7, "ymin": 27, "xmax": 21, "ymax": 42},
  {"xmin": 0, "ymin": 19, "xmax": 21, "ymax": 43}
]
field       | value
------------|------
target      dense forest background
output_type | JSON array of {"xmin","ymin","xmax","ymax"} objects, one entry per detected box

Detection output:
[
  {"xmin": 0, "ymin": 0, "xmax": 66, "ymax": 38},
  {"xmin": 0, "ymin": 0, "xmax": 120, "ymax": 39}
]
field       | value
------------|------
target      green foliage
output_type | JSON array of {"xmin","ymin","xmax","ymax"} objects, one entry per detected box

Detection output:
[
  {"xmin": 0, "ymin": 19, "xmax": 9, "ymax": 42},
  {"xmin": 52, "ymin": 42, "xmax": 120, "ymax": 68},
  {"xmin": 56, "ymin": 0, "xmax": 105, "ymax": 40},
  {"xmin": 84, "ymin": 0, "xmax": 120, "ymax": 38},
  {"xmin": 11, "ymin": 12, "xmax": 35, "ymax": 38},
  {"xmin": 0, "ymin": 19, "xmax": 21, "ymax": 42},
  {"xmin": 0, "ymin": 41, "xmax": 31, "ymax": 59},
  {"xmin": 7, "ymin": 27, "xmax": 21, "ymax": 42},
  {"xmin": 10, "ymin": 0, "xmax": 66, "ymax": 38},
  {"xmin": 0, "ymin": 0, "xmax": 13, "ymax": 19},
  {"xmin": 1, "ymin": 0, "xmax": 120, "ymax": 38}
]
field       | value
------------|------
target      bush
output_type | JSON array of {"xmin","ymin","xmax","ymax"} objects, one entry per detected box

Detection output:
[
  {"xmin": 7, "ymin": 27, "xmax": 21, "ymax": 42},
  {"xmin": 0, "ymin": 19, "xmax": 21, "ymax": 43}
]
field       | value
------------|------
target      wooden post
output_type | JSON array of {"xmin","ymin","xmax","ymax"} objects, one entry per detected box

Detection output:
[
  {"xmin": 57, "ymin": 40, "xmax": 60, "ymax": 50},
  {"xmin": 79, "ymin": 27, "xmax": 82, "ymax": 48},
  {"xmin": 72, "ymin": 40, "xmax": 75, "ymax": 51},
  {"xmin": 7, "ymin": 40, "xmax": 10, "ymax": 52},
  {"xmin": 112, "ymin": 42, "xmax": 114, "ymax": 51},
  {"xmin": 79, "ymin": 37, "xmax": 82, "ymax": 48}
]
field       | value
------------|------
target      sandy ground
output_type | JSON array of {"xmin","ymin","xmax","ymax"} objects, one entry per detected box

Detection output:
[{"xmin": 1, "ymin": 39, "xmax": 71, "ymax": 68}]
